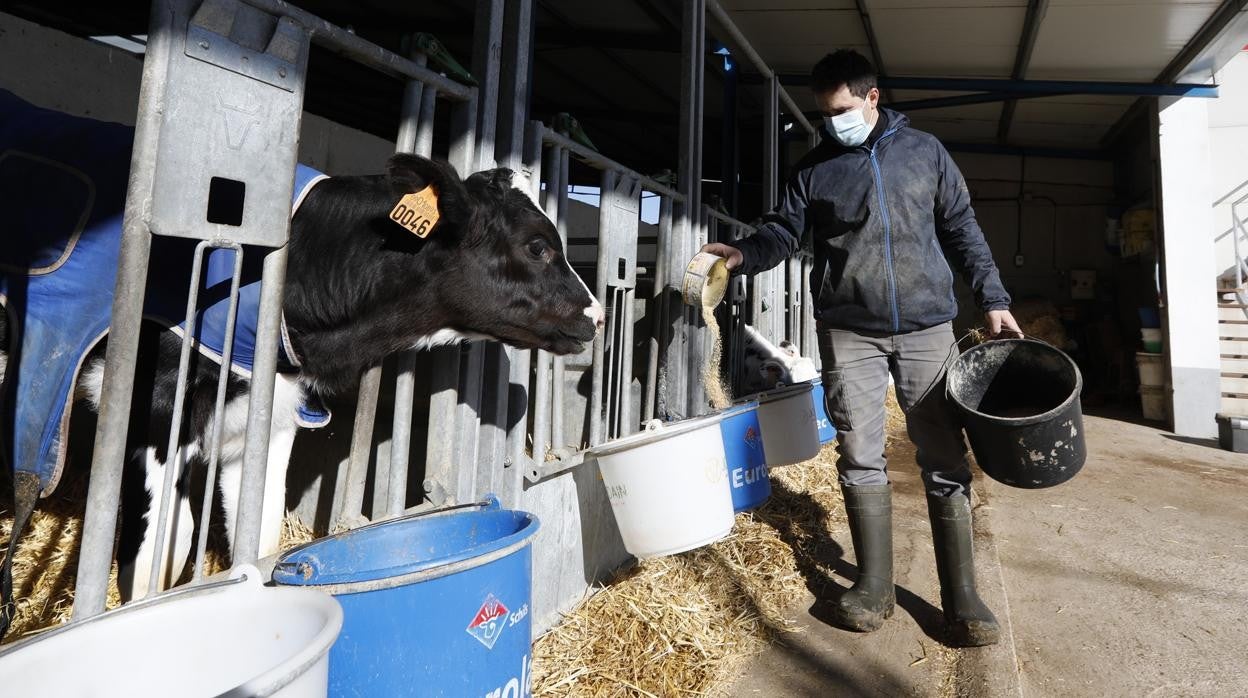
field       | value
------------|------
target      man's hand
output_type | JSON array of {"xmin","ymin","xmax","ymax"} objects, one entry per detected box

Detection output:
[
  {"xmin": 699, "ymin": 243, "xmax": 744, "ymax": 270},
  {"xmin": 985, "ymin": 309, "xmax": 1023, "ymax": 338}
]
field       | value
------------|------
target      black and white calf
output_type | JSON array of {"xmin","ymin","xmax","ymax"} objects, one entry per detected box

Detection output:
[
  {"xmin": 54, "ymin": 154, "xmax": 603, "ymax": 600},
  {"xmin": 737, "ymin": 324, "xmax": 819, "ymax": 395}
]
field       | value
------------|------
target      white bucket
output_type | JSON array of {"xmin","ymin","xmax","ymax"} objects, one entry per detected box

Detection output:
[
  {"xmin": 591, "ymin": 415, "xmax": 735, "ymax": 558},
  {"xmin": 1140, "ymin": 385, "xmax": 1168, "ymax": 421},
  {"xmin": 0, "ymin": 566, "xmax": 342, "ymax": 698},
  {"xmin": 756, "ymin": 382, "xmax": 820, "ymax": 465},
  {"xmin": 1140, "ymin": 327, "xmax": 1162, "ymax": 353},
  {"xmin": 1135, "ymin": 352, "xmax": 1164, "ymax": 387}
]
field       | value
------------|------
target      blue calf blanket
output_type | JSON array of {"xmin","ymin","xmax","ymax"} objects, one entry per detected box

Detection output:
[{"xmin": 0, "ymin": 89, "xmax": 327, "ymax": 497}]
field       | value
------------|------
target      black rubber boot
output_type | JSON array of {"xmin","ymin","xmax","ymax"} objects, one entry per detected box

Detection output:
[
  {"xmin": 926, "ymin": 492, "xmax": 1001, "ymax": 647},
  {"xmin": 832, "ymin": 484, "xmax": 895, "ymax": 632}
]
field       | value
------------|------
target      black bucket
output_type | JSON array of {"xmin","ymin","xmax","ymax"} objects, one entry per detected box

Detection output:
[{"xmin": 947, "ymin": 338, "xmax": 1086, "ymax": 489}]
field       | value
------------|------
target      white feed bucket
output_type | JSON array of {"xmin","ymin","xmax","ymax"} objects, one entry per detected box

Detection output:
[
  {"xmin": 591, "ymin": 414, "xmax": 735, "ymax": 558},
  {"xmin": 0, "ymin": 565, "xmax": 342, "ymax": 698},
  {"xmin": 1135, "ymin": 352, "xmax": 1164, "ymax": 387},
  {"xmin": 756, "ymin": 382, "xmax": 820, "ymax": 465}
]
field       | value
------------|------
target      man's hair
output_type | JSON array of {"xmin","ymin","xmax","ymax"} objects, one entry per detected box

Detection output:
[{"xmin": 810, "ymin": 50, "xmax": 877, "ymax": 98}]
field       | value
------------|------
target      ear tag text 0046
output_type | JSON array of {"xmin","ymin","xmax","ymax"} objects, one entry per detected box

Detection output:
[{"xmin": 390, "ymin": 186, "xmax": 441, "ymax": 238}]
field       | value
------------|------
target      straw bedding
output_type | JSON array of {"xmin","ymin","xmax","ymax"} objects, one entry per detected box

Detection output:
[
  {"xmin": 0, "ymin": 470, "xmax": 322, "ymax": 645},
  {"xmin": 530, "ymin": 391, "xmax": 907, "ymax": 696}
]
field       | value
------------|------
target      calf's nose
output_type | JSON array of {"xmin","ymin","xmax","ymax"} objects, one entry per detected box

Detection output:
[{"xmin": 584, "ymin": 300, "xmax": 606, "ymax": 330}]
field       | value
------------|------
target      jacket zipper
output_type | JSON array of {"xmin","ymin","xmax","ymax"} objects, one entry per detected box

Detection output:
[{"xmin": 869, "ymin": 126, "xmax": 903, "ymax": 332}]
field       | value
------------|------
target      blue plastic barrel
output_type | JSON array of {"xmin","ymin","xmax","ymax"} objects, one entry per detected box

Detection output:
[
  {"xmin": 810, "ymin": 380, "xmax": 837, "ymax": 444},
  {"xmin": 719, "ymin": 402, "xmax": 770, "ymax": 511},
  {"xmin": 272, "ymin": 501, "xmax": 540, "ymax": 698}
]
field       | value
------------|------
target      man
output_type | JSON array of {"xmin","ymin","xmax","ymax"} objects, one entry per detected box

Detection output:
[{"xmin": 701, "ymin": 49, "xmax": 1019, "ymax": 647}]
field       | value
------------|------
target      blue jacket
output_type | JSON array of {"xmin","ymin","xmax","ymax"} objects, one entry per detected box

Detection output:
[
  {"xmin": 0, "ymin": 89, "xmax": 326, "ymax": 497},
  {"xmin": 733, "ymin": 109, "xmax": 1010, "ymax": 334}
]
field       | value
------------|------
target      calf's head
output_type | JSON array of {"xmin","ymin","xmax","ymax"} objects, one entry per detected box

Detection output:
[{"xmin": 387, "ymin": 155, "xmax": 604, "ymax": 355}]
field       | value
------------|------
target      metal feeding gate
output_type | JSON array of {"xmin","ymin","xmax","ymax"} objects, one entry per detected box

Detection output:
[
  {"xmin": 71, "ymin": 0, "xmax": 479, "ymax": 619},
  {"xmin": 46, "ymin": 0, "xmax": 830, "ymax": 635}
]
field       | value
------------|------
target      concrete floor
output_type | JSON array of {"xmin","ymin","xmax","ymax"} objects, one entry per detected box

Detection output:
[{"xmin": 727, "ymin": 409, "xmax": 1248, "ymax": 697}]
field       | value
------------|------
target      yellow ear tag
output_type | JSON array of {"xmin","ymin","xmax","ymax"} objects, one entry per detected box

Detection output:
[{"xmin": 389, "ymin": 186, "xmax": 441, "ymax": 238}]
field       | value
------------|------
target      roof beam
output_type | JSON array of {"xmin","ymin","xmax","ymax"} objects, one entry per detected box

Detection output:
[
  {"xmin": 771, "ymin": 74, "xmax": 1219, "ymax": 97},
  {"xmin": 1102, "ymin": 0, "xmax": 1248, "ymax": 149},
  {"xmin": 854, "ymin": 0, "xmax": 892, "ymax": 103},
  {"xmin": 998, "ymin": 0, "xmax": 1050, "ymax": 144}
]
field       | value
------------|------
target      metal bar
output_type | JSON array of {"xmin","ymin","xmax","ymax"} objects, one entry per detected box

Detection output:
[
  {"xmin": 237, "ymin": 0, "xmax": 472, "ymax": 100},
  {"xmin": 775, "ymin": 74, "xmax": 1221, "ymax": 98},
  {"xmin": 541, "ymin": 129, "xmax": 685, "ymax": 201},
  {"xmin": 675, "ymin": 0, "xmax": 705, "ymax": 418},
  {"xmin": 149, "ymin": 241, "xmax": 210, "ymax": 593},
  {"xmin": 763, "ymin": 74, "xmax": 778, "ymax": 212},
  {"xmin": 551, "ymin": 147, "xmax": 569, "ymax": 450},
  {"xmin": 619, "ymin": 287, "xmax": 637, "ymax": 435},
  {"xmin": 499, "ymin": 0, "xmax": 535, "ymax": 168},
  {"xmin": 877, "ymin": 91, "xmax": 1069, "ymax": 113},
  {"xmin": 74, "ymin": 0, "xmax": 174, "ymax": 620},
  {"xmin": 590, "ymin": 169, "xmax": 619, "ymax": 445},
  {"xmin": 704, "ymin": 0, "xmax": 816, "ymax": 135},
  {"xmin": 416, "ymin": 87, "xmax": 438, "ymax": 157},
  {"xmin": 474, "ymin": 0, "xmax": 505, "ymax": 170},
  {"xmin": 232, "ymin": 244, "xmax": 292, "ymax": 563},
  {"xmin": 533, "ymin": 139, "xmax": 559, "ymax": 463},
  {"xmin": 645, "ymin": 195, "xmax": 673, "ymax": 421},
  {"xmin": 193, "ymin": 246, "xmax": 246, "ymax": 581},
  {"xmin": 336, "ymin": 367, "xmax": 381, "ymax": 528},
  {"xmin": 385, "ymin": 47, "xmax": 430, "ymax": 520}
]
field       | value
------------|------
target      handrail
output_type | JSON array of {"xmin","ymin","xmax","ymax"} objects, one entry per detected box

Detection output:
[
  {"xmin": 238, "ymin": 0, "xmax": 474, "ymax": 101},
  {"xmin": 542, "ymin": 128, "xmax": 686, "ymax": 202}
]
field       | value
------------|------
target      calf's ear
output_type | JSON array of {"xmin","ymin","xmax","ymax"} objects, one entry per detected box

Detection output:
[{"xmin": 386, "ymin": 153, "xmax": 471, "ymax": 227}]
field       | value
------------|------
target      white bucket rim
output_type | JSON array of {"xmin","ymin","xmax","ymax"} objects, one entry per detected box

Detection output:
[
  {"xmin": 589, "ymin": 412, "xmax": 729, "ymax": 458},
  {"xmin": 0, "ymin": 566, "xmax": 342, "ymax": 698}
]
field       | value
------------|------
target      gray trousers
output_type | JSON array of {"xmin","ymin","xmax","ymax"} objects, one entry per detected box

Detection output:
[{"xmin": 818, "ymin": 322, "xmax": 972, "ymax": 498}]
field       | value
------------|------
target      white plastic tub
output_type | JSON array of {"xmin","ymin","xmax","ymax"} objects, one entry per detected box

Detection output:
[
  {"xmin": 756, "ymin": 382, "xmax": 820, "ymax": 465},
  {"xmin": 1140, "ymin": 385, "xmax": 1168, "ymax": 421},
  {"xmin": 0, "ymin": 566, "xmax": 342, "ymax": 698},
  {"xmin": 591, "ymin": 414, "xmax": 735, "ymax": 558},
  {"xmin": 1136, "ymin": 352, "xmax": 1164, "ymax": 387},
  {"xmin": 1141, "ymin": 327, "xmax": 1162, "ymax": 353}
]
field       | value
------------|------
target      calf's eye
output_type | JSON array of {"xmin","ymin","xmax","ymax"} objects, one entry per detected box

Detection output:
[{"xmin": 526, "ymin": 238, "xmax": 548, "ymax": 259}]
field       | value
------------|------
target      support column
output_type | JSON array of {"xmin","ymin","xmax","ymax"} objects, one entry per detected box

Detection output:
[{"xmin": 1156, "ymin": 96, "xmax": 1220, "ymax": 438}]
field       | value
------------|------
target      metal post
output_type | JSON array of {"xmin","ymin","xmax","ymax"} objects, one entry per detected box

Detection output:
[
  {"xmin": 232, "ymin": 244, "xmax": 293, "ymax": 562},
  {"xmin": 73, "ymin": 0, "xmax": 174, "ymax": 619},
  {"xmin": 645, "ymin": 195, "xmax": 673, "ymax": 421},
  {"xmin": 551, "ymin": 147, "xmax": 570, "ymax": 448},
  {"xmin": 385, "ymin": 47, "xmax": 431, "ymax": 519},
  {"xmin": 533, "ymin": 139, "xmax": 560, "ymax": 462},
  {"xmin": 672, "ymin": 0, "xmax": 705, "ymax": 418},
  {"xmin": 590, "ymin": 170, "xmax": 619, "ymax": 445}
]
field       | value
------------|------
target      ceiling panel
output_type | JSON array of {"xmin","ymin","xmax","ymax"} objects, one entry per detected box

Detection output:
[
  {"xmin": 1007, "ymin": 120, "xmax": 1107, "ymax": 147},
  {"xmin": 868, "ymin": 0, "xmax": 1026, "ymax": 7},
  {"xmin": 723, "ymin": 9, "xmax": 866, "ymax": 45},
  {"xmin": 872, "ymin": 6, "xmax": 1026, "ymax": 77},
  {"xmin": 1011, "ymin": 98, "xmax": 1132, "ymax": 126},
  {"xmin": 722, "ymin": 0, "xmax": 857, "ymax": 9},
  {"xmin": 907, "ymin": 110, "xmax": 1004, "ymax": 143},
  {"xmin": 1027, "ymin": 2, "xmax": 1219, "ymax": 80},
  {"xmin": 750, "ymin": 41, "xmax": 876, "ymax": 73}
]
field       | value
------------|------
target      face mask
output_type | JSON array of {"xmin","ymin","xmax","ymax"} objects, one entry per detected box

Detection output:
[{"xmin": 824, "ymin": 106, "xmax": 872, "ymax": 147}]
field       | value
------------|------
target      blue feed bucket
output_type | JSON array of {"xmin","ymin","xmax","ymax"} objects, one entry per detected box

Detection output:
[
  {"xmin": 810, "ymin": 379, "xmax": 837, "ymax": 444},
  {"xmin": 719, "ymin": 402, "xmax": 770, "ymax": 511},
  {"xmin": 272, "ymin": 501, "xmax": 540, "ymax": 698}
]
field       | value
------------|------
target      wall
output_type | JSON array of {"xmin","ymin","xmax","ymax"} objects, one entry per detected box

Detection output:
[{"xmin": 1209, "ymin": 50, "xmax": 1248, "ymax": 279}]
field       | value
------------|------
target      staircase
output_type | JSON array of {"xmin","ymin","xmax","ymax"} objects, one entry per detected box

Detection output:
[{"xmin": 1218, "ymin": 294, "xmax": 1248, "ymax": 416}]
